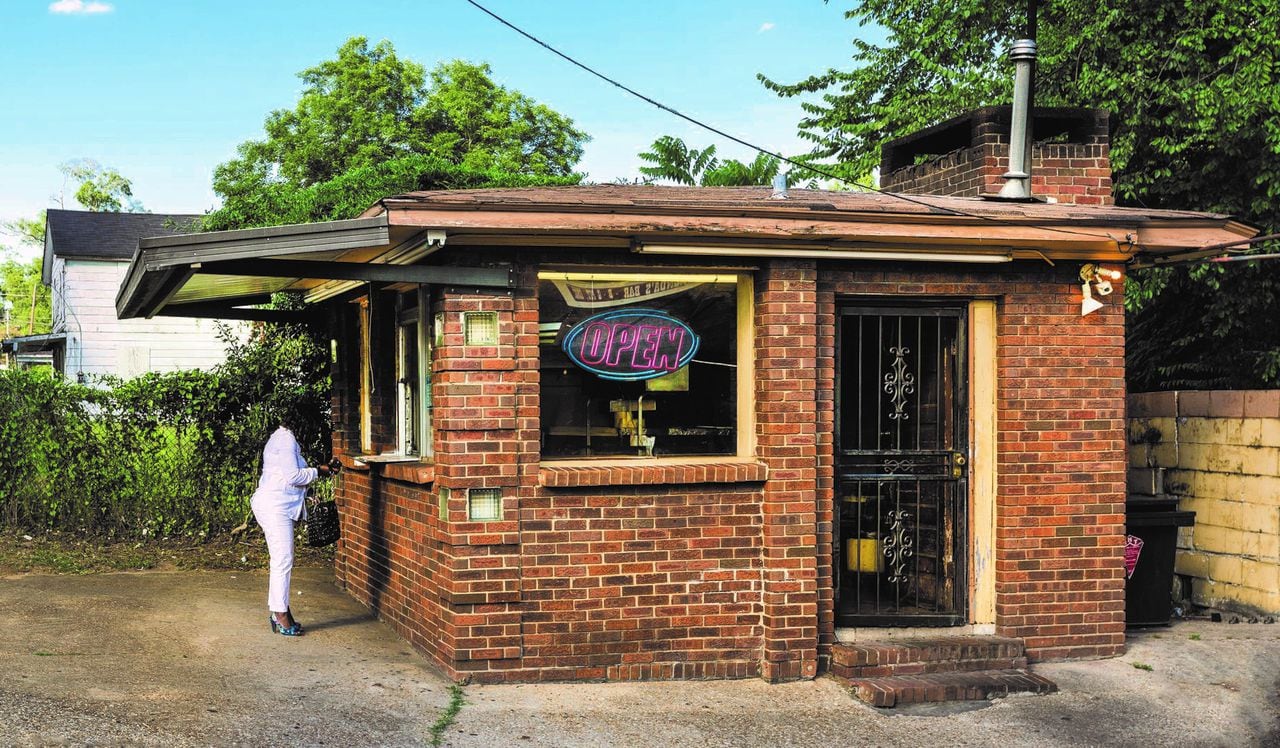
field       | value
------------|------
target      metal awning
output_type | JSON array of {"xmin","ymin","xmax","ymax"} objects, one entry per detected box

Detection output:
[
  {"xmin": 115, "ymin": 215, "xmax": 513, "ymax": 321},
  {"xmin": 2, "ymin": 331, "xmax": 66, "ymax": 354}
]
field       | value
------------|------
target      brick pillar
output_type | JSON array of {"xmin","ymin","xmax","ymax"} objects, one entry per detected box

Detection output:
[
  {"xmin": 755, "ymin": 260, "xmax": 820, "ymax": 681},
  {"xmin": 433, "ymin": 290, "xmax": 528, "ymax": 679},
  {"xmin": 994, "ymin": 274, "xmax": 1128, "ymax": 659}
]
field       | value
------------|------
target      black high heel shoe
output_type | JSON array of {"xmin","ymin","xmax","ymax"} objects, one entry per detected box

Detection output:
[{"xmin": 269, "ymin": 613, "xmax": 304, "ymax": 637}]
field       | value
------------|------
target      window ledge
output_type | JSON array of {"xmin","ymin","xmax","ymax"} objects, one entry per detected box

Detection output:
[
  {"xmin": 373, "ymin": 458, "xmax": 440, "ymax": 486},
  {"xmin": 356, "ymin": 453, "xmax": 422, "ymax": 464},
  {"xmin": 539, "ymin": 458, "xmax": 767, "ymax": 488},
  {"xmin": 337, "ymin": 455, "xmax": 370, "ymax": 473}
]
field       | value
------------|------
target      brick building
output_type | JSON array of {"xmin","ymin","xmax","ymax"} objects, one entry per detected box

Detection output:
[{"xmin": 118, "ymin": 112, "xmax": 1253, "ymax": 691}]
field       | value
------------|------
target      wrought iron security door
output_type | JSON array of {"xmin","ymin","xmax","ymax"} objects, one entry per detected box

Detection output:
[{"xmin": 836, "ymin": 305, "xmax": 967, "ymax": 626}]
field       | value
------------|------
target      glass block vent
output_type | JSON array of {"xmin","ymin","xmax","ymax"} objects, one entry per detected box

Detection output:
[
  {"xmin": 437, "ymin": 486, "xmax": 450, "ymax": 521},
  {"xmin": 463, "ymin": 312, "xmax": 499, "ymax": 346},
  {"xmin": 467, "ymin": 488, "xmax": 502, "ymax": 521}
]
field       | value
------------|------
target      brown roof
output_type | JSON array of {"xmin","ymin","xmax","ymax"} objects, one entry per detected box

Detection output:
[
  {"xmin": 117, "ymin": 186, "xmax": 1256, "ymax": 322},
  {"xmin": 376, "ymin": 185, "xmax": 1231, "ymax": 224}
]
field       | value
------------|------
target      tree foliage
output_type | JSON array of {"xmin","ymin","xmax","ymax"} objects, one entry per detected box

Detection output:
[
  {"xmin": 762, "ymin": 1, "xmax": 1280, "ymax": 389},
  {"xmin": 205, "ymin": 37, "xmax": 588, "ymax": 231},
  {"xmin": 638, "ymin": 136, "xmax": 782, "ymax": 187},
  {"xmin": 1, "ymin": 158, "xmax": 145, "ymax": 339},
  {"xmin": 197, "ymin": 39, "xmax": 593, "ymax": 497},
  {"xmin": 3, "ymin": 213, "xmax": 46, "ymax": 248},
  {"xmin": 0, "ymin": 252, "xmax": 52, "ymax": 337},
  {"xmin": 1, "ymin": 212, "xmax": 52, "ymax": 338},
  {"xmin": 58, "ymin": 159, "xmax": 144, "ymax": 213}
]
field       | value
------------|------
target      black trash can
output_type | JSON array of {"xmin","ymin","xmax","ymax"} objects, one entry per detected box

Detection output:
[{"xmin": 1125, "ymin": 497, "xmax": 1196, "ymax": 627}]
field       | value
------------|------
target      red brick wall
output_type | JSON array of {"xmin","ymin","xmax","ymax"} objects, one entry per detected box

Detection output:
[
  {"xmin": 755, "ymin": 262, "xmax": 821, "ymax": 681},
  {"xmin": 881, "ymin": 143, "xmax": 1113, "ymax": 206},
  {"xmin": 815, "ymin": 265, "xmax": 1127, "ymax": 661},
  {"xmin": 333, "ymin": 254, "xmax": 1128, "ymax": 683},
  {"xmin": 880, "ymin": 108, "xmax": 1114, "ymax": 206}
]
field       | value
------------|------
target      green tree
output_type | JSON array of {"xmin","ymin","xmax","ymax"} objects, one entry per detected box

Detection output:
[
  {"xmin": 204, "ymin": 37, "xmax": 588, "ymax": 231},
  {"xmin": 638, "ymin": 136, "xmax": 783, "ymax": 187},
  {"xmin": 1, "ymin": 213, "xmax": 52, "ymax": 338},
  {"xmin": 1, "ymin": 154, "xmax": 143, "ymax": 340},
  {"xmin": 58, "ymin": 159, "xmax": 144, "ymax": 212},
  {"xmin": 198, "ymin": 38, "xmax": 593, "ymax": 482},
  {"xmin": 0, "ymin": 252, "xmax": 51, "ymax": 337},
  {"xmin": 2, "ymin": 213, "xmax": 45, "ymax": 248},
  {"xmin": 762, "ymin": 0, "xmax": 1280, "ymax": 389}
]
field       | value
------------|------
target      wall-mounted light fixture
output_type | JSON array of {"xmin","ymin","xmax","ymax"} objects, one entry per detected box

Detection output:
[{"xmin": 1080, "ymin": 263, "xmax": 1122, "ymax": 316}]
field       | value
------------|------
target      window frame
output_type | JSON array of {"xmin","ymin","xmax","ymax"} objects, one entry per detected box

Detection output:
[
  {"xmin": 536, "ymin": 269, "xmax": 755, "ymax": 462},
  {"xmin": 358, "ymin": 298, "xmax": 372, "ymax": 454},
  {"xmin": 395, "ymin": 301, "xmax": 420, "ymax": 457},
  {"xmin": 357, "ymin": 288, "xmax": 434, "ymax": 460}
]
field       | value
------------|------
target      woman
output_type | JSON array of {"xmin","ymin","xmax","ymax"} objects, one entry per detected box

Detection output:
[{"xmin": 251, "ymin": 422, "xmax": 337, "ymax": 637}]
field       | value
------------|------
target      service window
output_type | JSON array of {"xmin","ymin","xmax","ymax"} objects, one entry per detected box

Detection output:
[
  {"xmin": 358, "ymin": 299, "xmax": 372, "ymax": 453},
  {"xmin": 538, "ymin": 271, "xmax": 750, "ymax": 459},
  {"xmin": 395, "ymin": 296, "xmax": 420, "ymax": 456},
  {"xmin": 356, "ymin": 288, "xmax": 433, "ymax": 458}
]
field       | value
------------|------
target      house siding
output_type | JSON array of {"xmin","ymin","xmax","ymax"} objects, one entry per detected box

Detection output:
[
  {"xmin": 59, "ymin": 259, "xmax": 238, "ymax": 379},
  {"xmin": 331, "ymin": 253, "xmax": 1127, "ymax": 683}
]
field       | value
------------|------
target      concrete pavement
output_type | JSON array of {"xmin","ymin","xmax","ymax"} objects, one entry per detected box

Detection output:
[{"xmin": 1, "ymin": 567, "xmax": 1276, "ymax": 746}]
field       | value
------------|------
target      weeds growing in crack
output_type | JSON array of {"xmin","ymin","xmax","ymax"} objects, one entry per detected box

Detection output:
[{"xmin": 430, "ymin": 684, "xmax": 466, "ymax": 747}]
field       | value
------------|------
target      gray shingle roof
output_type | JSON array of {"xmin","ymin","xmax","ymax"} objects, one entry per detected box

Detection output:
[{"xmin": 46, "ymin": 209, "xmax": 203, "ymax": 261}]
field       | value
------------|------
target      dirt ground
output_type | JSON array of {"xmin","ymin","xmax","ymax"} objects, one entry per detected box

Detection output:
[
  {"xmin": 0, "ymin": 530, "xmax": 334, "ymax": 575},
  {"xmin": 1, "ymin": 565, "xmax": 1277, "ymax": 747}
]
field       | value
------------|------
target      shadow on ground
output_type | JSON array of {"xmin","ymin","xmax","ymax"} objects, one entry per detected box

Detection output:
[{"xmin": 1, "ymin": 567, "xmax": 1277, "ymax": 747}]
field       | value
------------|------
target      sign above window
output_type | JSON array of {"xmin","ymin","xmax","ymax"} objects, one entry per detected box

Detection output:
[{"xmin": 561, "ymin": 308, "xmax": 700, "ymax": 381}]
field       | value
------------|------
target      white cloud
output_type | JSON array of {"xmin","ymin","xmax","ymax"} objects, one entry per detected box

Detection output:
[
  {"xmin": 757, "ymin": 22, "xmax": 775, "ymax": 33},
  {"xmin": 49, "ymin": 0, "xmax": 114, "ymax": 15}
]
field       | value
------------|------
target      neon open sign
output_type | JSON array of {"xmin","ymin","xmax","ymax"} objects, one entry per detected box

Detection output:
[{"xmin": 562, "ymin": 308, "xmax": 700, "ymax": 381}]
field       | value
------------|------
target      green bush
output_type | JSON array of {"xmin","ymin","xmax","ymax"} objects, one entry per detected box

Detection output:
[{"xmin": 0, "ymin": 313, "xmax": 331, "ymax": 539}]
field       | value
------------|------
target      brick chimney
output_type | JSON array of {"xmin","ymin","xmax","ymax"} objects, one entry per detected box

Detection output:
[{"xmin": 879, "ymin": 106, "xmax": 1113, "ymax": 205}]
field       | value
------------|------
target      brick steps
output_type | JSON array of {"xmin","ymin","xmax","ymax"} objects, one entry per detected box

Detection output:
[
  {"xmin": 831, "ymin": 636, "xmax": 1057, "ymax": 707},
  {"xmin": 848, "ymin": 668, "xmax": 1059, "ymax": 708}
]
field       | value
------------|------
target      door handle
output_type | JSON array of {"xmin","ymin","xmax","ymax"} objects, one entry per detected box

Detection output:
[{"xmin": 951, "ymin": 452, "xmax": 967, "ymax": 477}]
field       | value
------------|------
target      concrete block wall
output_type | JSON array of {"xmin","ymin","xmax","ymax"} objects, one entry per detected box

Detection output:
[{"xmin": 1128, "ymin": 391, "xmax": 1280, "ymax": 615}]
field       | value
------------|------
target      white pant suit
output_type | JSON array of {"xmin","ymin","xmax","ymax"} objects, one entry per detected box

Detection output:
[{"xmin": 250, "ymin": 426, "xmax": 319, "ymax": 613}]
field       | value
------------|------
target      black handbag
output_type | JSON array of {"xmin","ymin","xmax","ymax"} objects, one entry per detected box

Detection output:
[{"xmin": 306, "ymin": 495, "xmax": 341, "ymax": 547}]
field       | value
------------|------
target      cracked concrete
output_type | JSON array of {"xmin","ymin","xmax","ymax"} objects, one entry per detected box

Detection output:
[{"xmin": 2, "ymin": 567, "xmax": 1277, "ymax": 747}]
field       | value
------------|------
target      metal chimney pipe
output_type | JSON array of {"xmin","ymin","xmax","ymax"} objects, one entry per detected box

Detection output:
[
  {"xmin": 770, "ymin": 172, "xmax": 788, "ymax": 200},
  {"xmin": 997, "ymin": 38, "xmax": 1037, "ymax": 199}
]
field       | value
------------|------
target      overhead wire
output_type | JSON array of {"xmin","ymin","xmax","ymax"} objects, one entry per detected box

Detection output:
[
  {"xmin": 1140, "ymin": 233, "xmax": 1280, "ymax": 268},
  {"xmin": 462, "ymin": 0, "xmax": 1126, "ymax": 246}
]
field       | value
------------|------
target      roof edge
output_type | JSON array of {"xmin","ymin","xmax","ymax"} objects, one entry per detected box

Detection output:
[{"xmin": 138, "ymin": 214, "xmax": 388, "ymax": 250}]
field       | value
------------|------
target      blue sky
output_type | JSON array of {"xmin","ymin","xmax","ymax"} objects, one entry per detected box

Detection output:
[{"xmin": 0, "ymin": 0, "xmax": 877, "ymax": 254}]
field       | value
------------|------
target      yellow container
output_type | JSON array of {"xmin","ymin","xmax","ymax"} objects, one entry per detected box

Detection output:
[{"xmin": 847, "ymin": 538, "xmax": 884, "ymax": 573}]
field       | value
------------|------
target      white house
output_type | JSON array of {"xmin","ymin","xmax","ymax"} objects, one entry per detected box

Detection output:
[{"xmin": 3, "ymin": 210, "xmax": 240, "ymax": 380}]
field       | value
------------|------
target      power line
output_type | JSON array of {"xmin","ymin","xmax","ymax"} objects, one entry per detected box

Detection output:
[
  {"xmin": 463, "ymin": 0, "xmax": 1122, "ymax": 246},
  {"xmin": 1139, "ymin": 233, "xmax": 1280, "ymax": 268}
]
